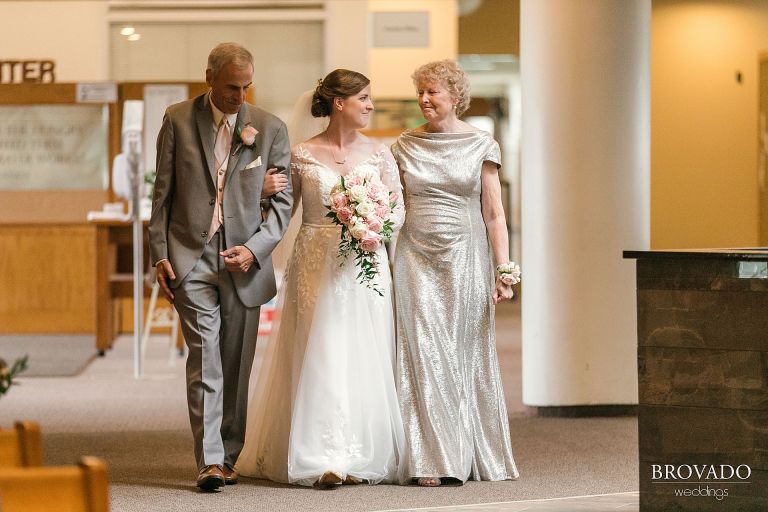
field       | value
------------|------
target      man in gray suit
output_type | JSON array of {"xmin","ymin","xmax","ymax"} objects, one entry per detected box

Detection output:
[{"xmin": 149, "ymin": 42, "xmax": 292, "ymax": 491}]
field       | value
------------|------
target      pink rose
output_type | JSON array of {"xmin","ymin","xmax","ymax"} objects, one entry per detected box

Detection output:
[
  {"xmin": 345, "ymin": 175, "xmax": 363, "ymax": 189},
  {"xmin": 359, "ymin": 231, "xmax": 382, "ymax": 252},
  {"xmin": 366, "ymin": 215, "xmax": 383, "ymax": 232},
  {"xmin": 367, "ymin": 182, "xmax": 383, "ymax": 200},
  {"xmin": 374, "ymin": 203, "xmax": 390, "ymax": 219},
  {"xmin": 336, "ymin": 206, "xmax": 354, "ymax": 224},
  {"xmin": 330, "ymin": 192, "xmax": 349, "ymax": 211},
  {"xmin": 389, "ymin": 191, "xmax": 398, "ymax": 204},
  {"xmin": 500, "ymin": 275, "xmax": 517, "ymax": 285},
  {"xmin": 240, "ymin": 125, "xmax": 258, "ymax": 146}
]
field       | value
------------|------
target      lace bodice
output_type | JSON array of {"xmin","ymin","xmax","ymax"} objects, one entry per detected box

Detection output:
[
  {"xmin": 290, "ymin": 145, "xmax": 405, "ymax": 230},
  {"xmin": 237, "ymin": 141, "xmax": 406, "ymax": 487}
]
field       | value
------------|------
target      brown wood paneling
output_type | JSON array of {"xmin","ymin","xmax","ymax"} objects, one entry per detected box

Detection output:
[
  {"xmin": 0, "ymin": 224, "xmax": 95, "ymax": 333},
  {"xmin": 0, "ymin": 84, "xmax": 78, "ymax": 104},
  {"xmin": 632, "ymin": 253, "xmax": 768, "ymax": 510},
  {"xmin": 0, "ymin": 190, "xmax": 108, "ymax": 224}
]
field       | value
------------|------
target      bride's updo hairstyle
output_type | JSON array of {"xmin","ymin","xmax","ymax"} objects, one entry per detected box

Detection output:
[{"xmin": 311, "ymin": 69, "xmax": 370, "ymax": 118}]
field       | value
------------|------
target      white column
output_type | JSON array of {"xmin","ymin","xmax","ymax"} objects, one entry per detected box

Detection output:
[
  {"xmin": 324, "ymin": 1, "xmax": 370, "ymax": 74},
  {"xmin": 520, "ymin": 0, "xmax": 650, "ymax": 406}
]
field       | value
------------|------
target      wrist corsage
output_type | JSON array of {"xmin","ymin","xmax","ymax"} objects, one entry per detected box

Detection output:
[{"xmin": 496, "ymin": 262, "xmax": 521, "ymax": 286}]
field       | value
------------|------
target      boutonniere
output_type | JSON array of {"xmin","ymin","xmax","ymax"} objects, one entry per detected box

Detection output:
[{"xmin": 233, "ymin": 124, "xmax": 258, "ymax": 156}]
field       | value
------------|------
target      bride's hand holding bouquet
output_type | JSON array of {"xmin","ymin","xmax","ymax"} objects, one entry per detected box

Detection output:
[{"xmin": 326, "ymin": 167, "xmax": 401, "ymax": 296}]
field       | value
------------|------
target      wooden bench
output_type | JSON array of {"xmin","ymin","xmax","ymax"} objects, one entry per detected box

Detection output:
[
  {"xmin": 0, "ymin": 421, "xmax": 43, "ymax": 467},
  {"xmin": 0, "ymin": 456, "xmax": 109, "ymax": 512}
]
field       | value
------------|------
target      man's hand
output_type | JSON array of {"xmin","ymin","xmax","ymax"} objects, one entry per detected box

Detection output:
[
  {"xmin": 220, "ymin": 245, "xmax": 256, "ymax": 273},
  {"xmin": 261, "ymin": 167, "xmax": 289, "ymax": 198},
  {"xmin": 156, "ymin": 259, "xmax": 176, "ymax": 302}
]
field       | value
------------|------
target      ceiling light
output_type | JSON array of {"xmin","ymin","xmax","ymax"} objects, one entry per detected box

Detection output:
[
  {"xmin": 128, "ymin": 34, "xmax": 141, "ymax": 42},
  {"xmin": 120, "ymin": 27, "xmax": 135, "ymax": 36}
]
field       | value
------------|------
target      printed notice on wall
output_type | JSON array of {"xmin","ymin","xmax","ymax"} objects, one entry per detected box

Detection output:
[
  {"xmin": 143, "ymin": 84, "xmax": 189, "ymax": 173},
  {"xmin": 372, "ymin": 12, "xmax": 429, "ymax": 48},
  {"xmin": 0, "ymin": 105, "xmax": 108, "ymax": 189}
]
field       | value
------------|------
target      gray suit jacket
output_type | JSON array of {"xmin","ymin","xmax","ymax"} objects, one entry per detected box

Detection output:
[{"xmin": 149, "ymin": 93, "xmax": 293, "ymax": 308}]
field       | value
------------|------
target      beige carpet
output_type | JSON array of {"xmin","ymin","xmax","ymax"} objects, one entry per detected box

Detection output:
[
  {"xmin": 1, "ymin": 302, "xmax": 639, "ymax": 511},
  {"xmin": 0, "ymin": 335, "xmax": 95, "ymax": 377}
]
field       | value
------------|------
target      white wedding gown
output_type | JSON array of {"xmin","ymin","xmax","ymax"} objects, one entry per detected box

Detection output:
[{"xmin": 235, "ymin": 144, "xmax": 405, "ymax": 486}]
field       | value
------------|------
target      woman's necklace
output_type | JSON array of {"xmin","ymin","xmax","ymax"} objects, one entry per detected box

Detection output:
[{"xmin": 325, "ymin": 132, "xmax": 348, "ymax": 165}]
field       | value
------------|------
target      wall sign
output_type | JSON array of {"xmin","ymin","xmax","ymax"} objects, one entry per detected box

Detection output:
[
  {"xmin": 372, "ymin": 12, "xmax": 429, "ymax": 48},
  {"xmin": 0, "ymin": 105, "xmax": 108, "ymax": 189},
  {"xmin": 0, "ymin": 60, "xmax": 55, "ymax": 83},
  {"xmin": 76, "ymin": 82, "xmax": 118, "ymax": 103}
]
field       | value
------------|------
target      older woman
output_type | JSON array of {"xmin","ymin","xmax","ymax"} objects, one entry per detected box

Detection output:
[{"xmin": 392, "ymin": 60, "xmax": 519, "ymax": 487}]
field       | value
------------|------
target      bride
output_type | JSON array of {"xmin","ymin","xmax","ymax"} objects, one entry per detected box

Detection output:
[{"xmin": 235, "ymin": 69, "xmax": 405, "ymax": 488}]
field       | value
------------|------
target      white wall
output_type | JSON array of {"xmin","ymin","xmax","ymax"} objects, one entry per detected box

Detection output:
[
  {"xmin": 0, "ymin": 0, "xmax": 457, "ymax": 100},
  {"xmin": 110, "ymin": 21, "xmax": 323, "ymax": 120},
  {"xmin": 323, "ymin": 0, "xmax": 458, "ymax": 99},
  {"xmin": 0, "ymin": 1, "xmax": 108, "ymax": 81},
  {"xmin": 368, "ymin": 0, "xmax": 458, "ymax": 99},
  {"xmin": 324, "ymin": 0, "xmax": 370, "ymax": 76}
]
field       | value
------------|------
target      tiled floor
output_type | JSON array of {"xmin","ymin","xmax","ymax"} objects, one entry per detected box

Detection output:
[{"xmin": 383, "ymin": 492, "xmax": 639, "ymax": 511}]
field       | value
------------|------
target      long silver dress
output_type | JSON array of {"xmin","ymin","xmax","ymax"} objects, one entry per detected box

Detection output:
[{"xmin": 392, "ymin": 129, "xmax": 519, "ymax": 483}]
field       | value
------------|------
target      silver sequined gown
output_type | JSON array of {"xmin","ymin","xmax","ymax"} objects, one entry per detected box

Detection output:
[{"xmin": 392, "ymin": 130, "xmax": 519, "ymax": 483}]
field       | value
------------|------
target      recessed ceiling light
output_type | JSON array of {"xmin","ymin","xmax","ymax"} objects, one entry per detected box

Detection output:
[
  {"xmin": 128, "ymin": 34, "xmax": 141, "ymax": 42},
  {"xmin": 120, "ymin": 27, "xmax": 135, "ymax": 36}
]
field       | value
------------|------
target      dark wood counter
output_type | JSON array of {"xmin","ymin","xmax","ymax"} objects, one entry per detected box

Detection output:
[{"xmin": 625, "ymin": 249, "xmax": 768, "ymax": 511}]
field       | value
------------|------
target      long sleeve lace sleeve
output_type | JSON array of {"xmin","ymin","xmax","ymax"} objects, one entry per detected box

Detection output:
[{"xmin": 379, "ymin": 147, "xmax": 405, "ymax": 232}]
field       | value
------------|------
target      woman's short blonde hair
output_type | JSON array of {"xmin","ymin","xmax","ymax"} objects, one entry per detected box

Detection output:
[{"xmin": 411, "ymin": 60, "xmax": 471, "ymax": 116}]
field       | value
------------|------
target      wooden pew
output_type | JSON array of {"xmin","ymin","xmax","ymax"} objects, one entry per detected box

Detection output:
[
  {"xmin": 0, "ymin": 421, "xmax": 43, "ymax": 467},
  {"xmin": 0, "ymin": 456, "xmax": 109, "ymax": 512}
]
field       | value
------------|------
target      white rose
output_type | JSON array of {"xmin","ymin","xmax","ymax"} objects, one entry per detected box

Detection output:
[
  {"xmin": 355, "ymin": 200, "xmax": 375, "ymax": 217},
  {"xmin": 362, "ymin": 168, "xmax": 378, "ymax": 181},
  {"xmin": 349, "ymin": 185, "xmax": 368, "ymax": 203},
  {"xmin": 349, "ymin": 219, "xmax": 367, "ymax": 239}
]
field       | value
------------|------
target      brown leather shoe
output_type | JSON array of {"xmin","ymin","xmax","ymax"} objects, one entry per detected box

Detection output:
[
  {"xmin": 222, "ymin": 464, "xmax": 238, "ymax": 485},
  {"xmin": 196, "ymin": 464, "xmax": 225, "ymax": 491},
  {"xmin": 313, "ymin": 470, "xmax": 343, "ymax": 489}
]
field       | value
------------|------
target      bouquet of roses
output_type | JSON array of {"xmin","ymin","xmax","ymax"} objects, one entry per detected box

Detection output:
[{"xmin": 326, "ymin": 167, "xmax": 399, "ymax": 296}]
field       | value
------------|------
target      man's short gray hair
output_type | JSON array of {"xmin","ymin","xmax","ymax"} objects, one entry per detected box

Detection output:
[{"xmin": 207, "ymin": 43, "xmax": 254, "ymax": 78}]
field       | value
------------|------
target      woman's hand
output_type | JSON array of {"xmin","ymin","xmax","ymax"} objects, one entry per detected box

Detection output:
[{"xmin": 492, "ymin": 277, "xmax": 515, "ymax": 305}]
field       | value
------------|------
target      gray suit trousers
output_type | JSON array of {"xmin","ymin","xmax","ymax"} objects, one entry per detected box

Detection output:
[{"xmin": 173, "ymin": 231, "xmax": 260, "ymax": 469}]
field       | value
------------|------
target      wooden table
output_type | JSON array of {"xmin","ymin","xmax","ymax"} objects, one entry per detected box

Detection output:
[
  {"xmin": 91, "ymin": 218, "xmax": 187, "ymax": 356},
  {"xmin": 91, "ymin": 218, "xmax": 149, "ymax": 354}
]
